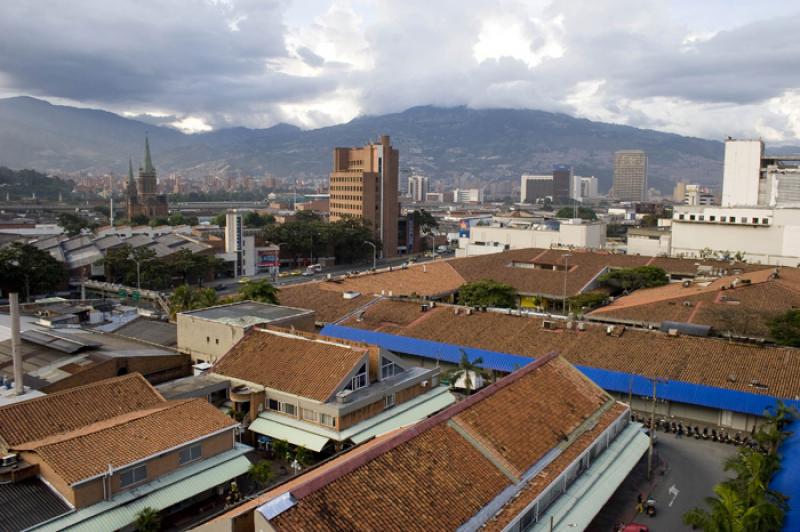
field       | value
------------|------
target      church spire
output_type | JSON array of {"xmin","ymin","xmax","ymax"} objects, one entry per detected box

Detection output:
[
  {"xmin": 143, "ymin": 135, "xmax": 155, "ymax": 174},
  {"xmin": 127, "ymin": 157, "xmax": 137, "ymax": 196}
]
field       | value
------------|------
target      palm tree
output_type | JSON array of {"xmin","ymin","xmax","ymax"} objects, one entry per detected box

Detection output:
[
  {"xmin": 248, "ymin": 460, "xmax": 274, "ymax": 488},
  {"xmin": 238, "ymin": 279, "xmax": 279, "ymax": 304},
  {"xmin": 445, "ymin": 350, "xmax": 489, "ymax": 396},
  {"xmin": 134, "ymin": 507, "xmax": 161, "ymax": 532},
  {"xmin": 169, "ymin": 285, "xmax": 195, "ymax": 319}
]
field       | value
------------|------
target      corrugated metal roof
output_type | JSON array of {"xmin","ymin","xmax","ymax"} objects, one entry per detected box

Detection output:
[
  {"xmin": 321, "ymin": 324, "xmax": 800, "ymax": 417},
  {"xmin": 21, "ymin": 330, "xmax": 101, "ymax": 354},
  {"xmin": 249, "ymin": 418, "xmax": 330, "ymax": 452}
]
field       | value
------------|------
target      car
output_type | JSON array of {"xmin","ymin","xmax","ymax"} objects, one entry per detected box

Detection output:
[
  {"xmin": 213, "ymin": 284, "xmax": 226, "ymax": 292},
  {"xmin": 237, "ymin": 276, "xmax": 251, "ymax": 284},
  {"xmin": 407, "ymin": 257, "xmax": 418, "ymax": 263}
]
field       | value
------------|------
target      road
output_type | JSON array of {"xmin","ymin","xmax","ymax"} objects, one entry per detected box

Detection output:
[{"xmin": 588, "ymin": 431, "xmax": 738, "ymax": 531}]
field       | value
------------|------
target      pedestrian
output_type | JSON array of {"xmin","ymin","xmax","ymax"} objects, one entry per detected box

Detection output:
[{"xmin": 636, "ymin": 493, "xmax": 644, "ymax": 514}]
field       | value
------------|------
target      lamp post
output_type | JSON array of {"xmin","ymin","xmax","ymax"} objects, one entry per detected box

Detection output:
[
  {"xmin": 562, "ymin": 253, "xmax": 572, "ymax": 315},
  {"xmin": 363, "ymin": 241, "xmax": 377, "ymax": 270}
]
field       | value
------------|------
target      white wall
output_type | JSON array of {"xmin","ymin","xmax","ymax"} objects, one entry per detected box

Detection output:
[
  {"xmin": 627, "ymin": 233, "xmax": 671, "ymax": 257},
  {"xmin": 458, "ymin": 221, "xmax": 605, "ymax": 256},
  {"xmin": 722, "ymin": 140, "xmax": 763, "ymax": 207}
]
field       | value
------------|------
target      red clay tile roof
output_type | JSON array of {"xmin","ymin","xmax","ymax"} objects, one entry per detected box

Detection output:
[
  {"xmin": 342, "ymin": 299, "xmax": 800, "ymax": 398},
  {"xmin": 267, "ymin": 354, "xmax": 621, "ymax": 531},
  {"xmin": 212, "ymin": 328, "xmax": 369, "ymax": 402},
  {"xmin": 278, "ymin": 282, "xmax": 375, "ymax": 324},
  {"xmin": 317, "ymin": 261, "xmax": 465, "ymax": 298},
  {"xmin": 0, "ymin": 373, "xmax": 163, "ymax": 449},
  {"xmin": 17, "ymin": 398, "xmax": 235, "ymax": 485}
]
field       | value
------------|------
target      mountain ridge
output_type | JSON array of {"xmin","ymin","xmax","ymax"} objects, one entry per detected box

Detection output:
[{"xmin": 0, "ymin": 96, "xmax": 740, "ymax": 192}]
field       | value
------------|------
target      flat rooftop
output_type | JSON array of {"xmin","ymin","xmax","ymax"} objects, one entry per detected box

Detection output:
[{"xmin": 181, "ymin": 301, "xmax": 312, "ymax": 327}]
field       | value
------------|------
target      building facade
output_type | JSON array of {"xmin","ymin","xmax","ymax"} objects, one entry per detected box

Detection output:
[
  {"xmin": 453, "ymin": 188, "xmax": 484, "ymax": 203},
  {"xmin": 612, "ymin": 150, "xmax": 648, "ymax": 202},
  {"xmin": 520, "ymin": 175, "xmax": 553, "ymax": 203},
  {"xmin": 127, "ymin": 137, "xmax": 169, "ymax": 220},
  {"xmin": 456, "ymin": 218, "xmax": 606, "ymax": 257},
  {"xmin": 553, "ymin": 164, "xmax": 573, "ymax": 202},
  {"xmin": 329, "ymin": 135, "xmax": 400, "ymax": 257},
  {"xmin": 407, "ymin": 175, "xmax": 429, "ymax": 202}
]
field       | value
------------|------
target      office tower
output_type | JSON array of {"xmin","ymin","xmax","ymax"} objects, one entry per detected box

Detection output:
[
  {"xmin": 127, "ymin": 136, "xmax": 168, "ymax": 220},
  {"xmin": 453, "ymin": 188, "xmax": 484, "ymax": 203},
  {"xmin": 520, "ymin": 175, "xmax": 553, "ymax": 203},
  {"xmin": 408, "ymin": 175, "xmax": 430, "ymax": 202},
  {"xmin": 612, "ymin": 150, "xmax": 648, "ymax": 202},
  {"xmin": 572, "ymin": 176, "xmax": 599, "ymax": 201},
  {"xmin": 552, "ymin": 164, "xmax": 573, "ymax": 202},
  {"xmin": 329, "ymin": 135, "xmax": 399, "ymax": 257}
]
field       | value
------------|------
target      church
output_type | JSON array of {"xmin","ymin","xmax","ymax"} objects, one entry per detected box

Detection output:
[{"xmin": 127, "ymin": 136, "xmax": 169, "ymax": 220}]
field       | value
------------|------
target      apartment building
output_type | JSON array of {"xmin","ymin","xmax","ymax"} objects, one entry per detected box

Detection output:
[
  {"xmin": 211, "ymin": 327, "xmax": 453, "ymax": 453},
  {"xmin": 0, "ymin": 374, "xmax": 249, "ymax": 530},
  {"xmin": 407, "ymin": 175, "xmax": 429, "ymax": 202},
  {"xmin": 329, "ymin": 135, "xmax": 400, "ymax": 257},
  {"xmin": 612, "ymin": 150, "xmax": 648, "ymax": 202}
]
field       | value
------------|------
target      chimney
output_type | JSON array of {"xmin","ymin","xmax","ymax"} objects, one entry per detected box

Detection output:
[{"xmin": 10, "ymin": 293, "xmax": 23, "ymax": 396}]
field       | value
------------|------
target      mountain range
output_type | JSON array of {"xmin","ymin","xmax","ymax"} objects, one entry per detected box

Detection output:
[{"xmin": 0, "ymin": 96, "xmax": 748, "ymax": 193}]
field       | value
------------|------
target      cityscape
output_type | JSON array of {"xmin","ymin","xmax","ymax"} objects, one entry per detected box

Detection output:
[{"xmin": 1, "ymin": 2, "xmax": 799, "ymax": 531}]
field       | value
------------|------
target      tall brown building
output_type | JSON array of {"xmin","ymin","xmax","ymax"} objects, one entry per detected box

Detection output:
[
  {"xmin": 329, "ymin": 135, "xmax": 399, "ymax": 257},
  {"xmin": 127, "ymin": 136, "xmax": 169, "ymax": 220}
]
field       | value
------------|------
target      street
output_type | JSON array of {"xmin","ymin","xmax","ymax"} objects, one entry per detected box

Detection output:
[{"xmin": 588, "ymin": 429, "xmax": 738, "ymax": 531}]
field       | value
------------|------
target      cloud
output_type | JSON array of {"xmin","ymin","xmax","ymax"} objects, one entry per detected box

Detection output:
[{"xmin": 0, "ymin": 0, "xmax": 799, "ymax": 141}]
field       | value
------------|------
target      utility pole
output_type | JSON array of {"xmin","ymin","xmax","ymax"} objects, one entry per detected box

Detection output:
[{"xmin": 364, "ymin": 241, "xmax": 377, "ymax": 270}]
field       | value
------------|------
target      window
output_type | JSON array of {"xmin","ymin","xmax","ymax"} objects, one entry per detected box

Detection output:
[
  {"xmin": 320, "ymin": 413, "xmax": 336, "ymax": 427},
  {"xmin": 206, "ymin": 336, "xmax": 210, "ymax": 343},
  {"xmin": 268, "ymin": 399, "xmax": 280, "ymax": 411},
  {"xmin": 721, "ymin": 216, "xmax": 727, "ymax": 222},
  {"xmin": 346, "ymin": 364, "xmax": 368, "ymax": 391},
  {"xmin": 381, "ymin": 357, "xmax": 401, "ymax": 380},
  {"xmin": 741, "ymin": 217, "xmax": 747, "ymax": 223},
  {"xmin": 179, "ymin": 444, "xmax": 201, "ymax": 464},
  {"xmin": 215, "ymin": 338, "xmax": 219, "ymax": 345},
  {"xmin": 678, "ymin": 214, "xmax": 685, "ymax": 220},
  {"xmin": 689, "ymin": 215, "xmax": 695, "ymax": 221},
  {"xmin": 302, "ymin": 408, "xmax": 319, "ymax": 422},
  {"xmin": 762, "ymin": 218, "xmax": 769, "ymax": 225},
  {"xmin": 384, "ymin": 394, "xmax": 396, "ymax": 409},
  {"xmin": 709, "ymin": 215, "xmax": 716, "ymax": 221},
  {"xmin": 752, "ymin": 217, "xmax": 759, "ymax": 224},
  {"xmin": 281, "ymin": 403, "xmax": 297, "ymax": 417},
  {"xmin": 120, "ymin": 464, "xmax": 147, "ymax": 487}
]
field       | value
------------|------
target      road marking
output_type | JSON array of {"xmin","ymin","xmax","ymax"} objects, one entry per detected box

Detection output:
[{"xmin": 668, "ymin": 484, "xmax": 680, "ymax": 507}]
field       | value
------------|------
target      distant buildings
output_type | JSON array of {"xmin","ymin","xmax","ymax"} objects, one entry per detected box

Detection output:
[
  {"xmin": 126, "ymin": 136, "xmax": 168, "ymax": 220},
  {"xmin": 574, "ymin": 175, "xmax": 600, "ymax": 201},
  {"xmin": 612, "ymin": 150, "xmax": 648, "ymax": 202},
  {"xmin": 425, "ymin": 192, "xmax": 444, "ymax": 203},
  {"xmin": 407, "ymin": 175, "xmax": 429, "ymax": 202},
  {"xmin": 552, "ymin": 164, "xmax": 573, "ymax": 201},
  {"xmin": 520, "ymin": 174, "xmax": 552, "ymax": 203},
  {"xmin": 521, "ymin": 172, "xmax": 599, "ymax": 203},
  {"xmin": 684, "ymin": 184, "xmax": 715, "ymax": 206},
  {"xmin": 329, "ymin": 135, "xmax": 400, "ymax": 258},
  {"xmin": 452, "ymin": 188, "xmax": 484, "ymax": 203}
]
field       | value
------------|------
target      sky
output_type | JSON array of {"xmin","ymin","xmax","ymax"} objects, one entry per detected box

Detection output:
[{"xmin": 1, "ymin": 0, "xmax": 799, "ymax": 142}]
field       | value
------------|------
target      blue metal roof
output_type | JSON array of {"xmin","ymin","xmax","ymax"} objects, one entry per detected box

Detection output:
[
  {"xmin": 321, "ymin": 324, "xmax": 800, "ymax": 417},
  {"xmin": 771, "ymin": 419, "xmax": 800, "ymax": 531}
]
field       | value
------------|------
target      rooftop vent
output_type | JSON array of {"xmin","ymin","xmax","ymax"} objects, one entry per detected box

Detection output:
[
  {"xmin": 577, "ymin": 322, "xmax": 586, "ymax": 331},
  {"xmin": 668, "ymin": 328, "xmax": 680, "ymax": 337},
  {"xmin": 342, "ymin": 291, "xmax": 361, "ymax": 300},
  {"xmin": 682, "ymin": 301, "xmax": 693, "ymax": 307},
  {"xmin": 336, "ymin": 389, "xmax": 354, "ymax": 403},
  {"xmin": 543, "ymin": 320, "xmax": 557, "ymax": 330},
  {"xmin": 728, "ymin": 374, "xmax": 737, "ymax": 383},
  {"xmin": 682, "ymin": 280, "xmax": 692, "ymax": 288},
  {"xmin": 749, "ymin": 380, "xmax": 768, "ymax": 390}
]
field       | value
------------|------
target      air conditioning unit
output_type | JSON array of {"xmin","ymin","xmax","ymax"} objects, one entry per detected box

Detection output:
[
  {"xmin": 1, "ymin": 454, "xmax": 18, "ymax": 467},
  {"xmin": 668, "ymin": 328, "xmax": 680, "ymax": 337},
  {"xmin": 543, "ymin": 320, "xmax": 557, "ymax": 330},
  {"xmin": 420, "ymin": 380, "xmax": 429, "ymax": 388},
  {"xmin": 577, "ymin": 322, "xmax": 586, "ymax": 331},
  {"xmin": 335, "ymin": 390, "xmax": 353, "ymax": 404}
]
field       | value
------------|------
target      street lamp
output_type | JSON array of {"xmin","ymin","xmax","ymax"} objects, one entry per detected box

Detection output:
[
  {"xmin": 363, "ymin": 241, "xmax": 377, "ymax": 270},
  {"xmin": 562, "ymin": 253, "xmax": 572, "ymax": 315}
]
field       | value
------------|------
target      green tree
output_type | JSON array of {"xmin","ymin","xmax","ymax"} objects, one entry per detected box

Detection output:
[
  {"xmin": 457, "ymin": 280, "xmax": 516, "ymax": 308},
  {"xmin": 294, "ymin": 446, "xmax": 311, "ymax": 467},
  {"xmin": 58, "ymin": 212, "xmax": 91, "ymax": 236},
  {"xmin": 130, "ymin": 213, "xmax": 150, "ymax": 226},
  {"xmin": 640, "ymin": 214, "xmax": 660, "ymax": 227},
  {"xmin": 168, "ymin": 285, "xmax": 218, "ymax": 319},
  {"xmin": 149, "ymin": 216, "xmax": 169, "ymax": 227},
  {"xmin": 248, "ymin": 460, "xmax": 274, "ymax": 488},
  {"xmin": 768, "ymin": 309, "xmax": 800, "ymax": 347},
  {"xmin": 683, "ymin": 483, "xmax": 783, "ymax": 532},
  {"xmin": 445, "ymin": 350, "xmax": 489, "ymax": 395},
  {"xmin": 0, "ymin": 242, "xmax": 67, "ymax": 301},
  {"xmin": 243, "ymin": 211, "xmax": 275, "ymax": 228},
  {"xmin": 597, "ymin": 266, "xmax": 669, "ymax": 295},
  {"xmin": 167, "ymin": 212, "xmax": 199, "ymax": 226},
  {"xmin": 238, "ymin": 280, "xmax": 280, "ymax": 304},
  {"xmin": 568, "ymin": 291, "xmax": 607, "ymax": 312},
  {"xmin": 271, "ymin": 439, "xmax": 290, "ymax": 461},
  {"xmin": 211, "ymin": 211, "xmax": 227, "ymax": 227},
  {"xmin": 134, "ymin": 507, "xmax": 162, "ymax": 532},
  {"xmin": 555, "ymin": 206, "xmax": 597, "ymax": 220},
  {"xmin": 413, "ymin": 209, "xmax": 438, "ymax": 232}
]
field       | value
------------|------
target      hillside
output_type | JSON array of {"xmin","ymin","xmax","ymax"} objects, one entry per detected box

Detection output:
[{"xmin": 0, "ymin": 96, "xmax": 732, "ymax": 191}]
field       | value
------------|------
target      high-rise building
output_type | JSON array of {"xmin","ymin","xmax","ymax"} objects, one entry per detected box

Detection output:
[
  {"xmin": 520, "ymin": 175, "xmax": 553, "ymax": 203},
  {"xmin": 572, "ymin": 176, "xmax": 599, "ymax": 201},
  {"xmin": 127, "ymin": 136, "xmax": 169, "ymax": 220},
  {"xmin": 329, "ymin": 135, "xmax": 399, "ymax": 257},
  {"xmin": 612, "ymin": 150, "xmax": 648, "ymax": 202},
  {"xmin": 408, "ymin": 175, "xmax": 429, "ymax": 202},
  {"xmin": 553, "ymin": 164, "xmax": 573, "ymax": 202},
  {"xmin": 453, "ymin": 188, "xmax": 484, "ymax": 203},
  {"xmin": 684, "ymin": 184, "xmax": 715, "ymax": 206}
]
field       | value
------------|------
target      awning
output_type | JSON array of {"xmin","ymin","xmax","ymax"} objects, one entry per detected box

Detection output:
[
  {"xmin": 35, "ymin": 447, "xmax": 251, "ymax": 531},
  {"xmin": 350, "ymin": 388, "xmax": 455, "ymax": 444},
  {"xmin": 533, "ymin": 423, "xmax": 649, "ymax": 531},
  {"xmin": 249, "ymin": 418, "xmax": 330, "ymax": 452}
]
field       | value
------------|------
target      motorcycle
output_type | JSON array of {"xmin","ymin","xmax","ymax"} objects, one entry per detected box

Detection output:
[
  {"xmin": 645, "ymin": 497, "xmax": 657, "ymax": 517},
  {"xmin": 694, "ymin": 426, "xmax": 701, "ymax": 439}
]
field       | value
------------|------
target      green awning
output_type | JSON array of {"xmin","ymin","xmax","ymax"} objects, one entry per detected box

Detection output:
[
  {"xmin": 533, "ymin": 423, "xmax": 649, "ymax": 531},
  {"xmin": 249, "ymin": 418, "xmax": 330, "ymax": 452},
  {"xmin": 35, "ymin": 448, "xmax": 251, "ymax": 531},
  {"xmin": 350, "ymin": 388, "xmax": 455, "ymax": 444}
]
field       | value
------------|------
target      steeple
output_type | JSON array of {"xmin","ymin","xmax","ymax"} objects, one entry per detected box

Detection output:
[
  {"xmin": 143, "ymin": 135, "xmax": 155, "ymax": 175},
  {"xmin": 127, "ymin": 157, "xmax": 137, "ymax": 196}
]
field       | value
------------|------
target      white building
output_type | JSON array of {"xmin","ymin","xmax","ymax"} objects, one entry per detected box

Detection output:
[
  {"xmin": 224, "ymin": 210, "xmax": 256, "ymax": 277},
  {"xmin": 408, "ymin": 175, "xmax": 430, "ymax": 202},
  {"xmin": 425, "ymin": 192, "xmax": 444, "ymax": 203},
  {"xmin": 670, "ymin": 139, "xmax": 800, "ymax": 266},
  {"xmin": 573, "ymin": 176, "xmax": 600, "ymax": 201},
  {"xmin": 685, "ymin": 184, "xmax": 715, "ymax": 206},
  {"xmin": 520, "ymin": 175, "xmax": 553, "ymax": 203},
  {"xmin": 456, "ymin": 218, "xmax": 606, "ymax": 257},
  {"xmin": 453, "ymin": 188, "xmax": 484, "ymax": 203},
  {"xmin": 626, "ymin": 227, "xmax": 672, "ymax": 257}
]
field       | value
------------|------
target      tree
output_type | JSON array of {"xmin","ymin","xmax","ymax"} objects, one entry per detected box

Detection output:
[
  {"xmin": 445, "ymin": 350, "xmax": 489, "ymax": 395},
  {"xmin": 0, "ymin": 242, "xmax": 67, "ymax": 300},
  {"xmin": 555, "ymin": 206, "xmax": 597, "ymax": 220},
  {"xmin": 248, "ymin": 460, "xmax": 274, "ymax": 488},
  {"xmin": 413, "ymin": 209, "xmax": 438, "ymax": 232},
  {"xmin": 134, "ymin": 507, "xmax": 161, "ymax": 532},
  {"xmin": 640, "ymin": 214, "xmax": 660, "ymax": 227},
  {"xmin": 58, "ymin": 212, "xmax": 91, "ymax": 236},
  {"xmin": 597, "ymin": 266, "xmax": 669, "ymax": 295},
  {"xmin": 294, "ymin": 446, "xmax": 311, "ymax": 467},
  {"xmin": 457, "ymin": 280, "xmax": 516, "ymax": 308},
  {"xmin": 238, "ymin": 280, "xmax": 280, "ymax": 304},
  {"xmin": 168, "ymin": 212, "xmax": 198, "ymax": 226},
  {"xmin": 683, "ymin": 483, "xmax": 783, "ymax": 532},
  {"xmin": 768, "ymin": 309, "xmax": 800, "ymax": 347},
  {"xmin": 211, "ymin": 211, "xmax": 227, "ymax": 227},
  {"xmin": 130, "ymin": 213, "xmax": 150, "ymax": 226},
  {"xmin": 168, "ymin": 285, "xmax": 219, "ymax": 319},
  {"xmin": 243, "ymin": 211, "xmax": 274, "ymax": 228},
  {"xmin": 271, "ymin": 439, "xmax": 290, "ymax": 461},
  {"xmin": 568, "ymin": 291, "xmax": 607, "ymax": 312}
]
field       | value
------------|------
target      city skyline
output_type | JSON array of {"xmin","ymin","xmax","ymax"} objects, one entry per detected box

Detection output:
[{"xmin": 1, "ymin": 1, "xmax": 799, "ymax": 143}]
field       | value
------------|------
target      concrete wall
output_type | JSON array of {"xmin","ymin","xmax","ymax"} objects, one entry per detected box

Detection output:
[
  {"xmin": 178, "ymin": 315, "xmax": 247, "ymax": 363},
  {"xmin": 722, "ymin": 140, "xmax": 763, "ymax": 207},
  {"xmin": 627, "ymin": 233, "xmax": 671, "ymax": 257}
]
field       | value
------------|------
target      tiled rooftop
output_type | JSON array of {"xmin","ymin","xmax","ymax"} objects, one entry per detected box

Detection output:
[
  {"xmin": 268, "ymin": 354, "xmax": 618, "ymax": 531},
  {"xmin": 278, "ymin": 282, "xmax": 376, "ymax": 324},
  {"xmin": 317, "ymin": 261, "xmax": 465, "ymax": 298},
  {"xmin": 212, "ymin": 328, "xmax": 370, "ymax": 402},
  {"xmin": 341, "ymin": 299, "xmax": 800, "ymax": 398}
]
